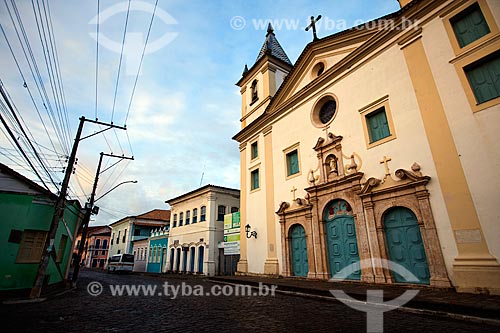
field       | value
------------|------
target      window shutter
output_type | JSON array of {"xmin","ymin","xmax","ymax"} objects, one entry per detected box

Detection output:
[
  {"xmin": 287, "ymin": 151, "xmax": 299, "ymax": 176},
  {"xmin": 452, "ymin": 4, "xmax": 490, "ymax": 48},
  {"xmin": 466, "ymin": 54, "xmax": 500, "ymax": 104},
  {"xmin": 368, "ymin": 108, "xmax": 390, "ymax": 143},
  {"xmin": 16, "ymin": 230, "xmax": 47, "ymax": 263}
]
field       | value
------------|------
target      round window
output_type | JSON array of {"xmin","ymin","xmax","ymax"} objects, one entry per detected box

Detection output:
[
  {"xmin": 311, "ymin": 95, "xmax": 338, "ymax": 128},
  {"xmin": 312, "ymin": 62, "xmax": 325, "ymax": 77},
  {"xmin": 319, "ymin": 100, "xmax": 336, "ymax": 124}
]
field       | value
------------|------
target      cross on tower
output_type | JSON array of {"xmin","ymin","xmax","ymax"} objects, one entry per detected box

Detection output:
[
  {"xmin": 291, "ymin": 186, "xmax": 297, "ymax": 201},
  {"xmin": 305, "ymin": 15, "xmax": 322, "ymax": 41},
  {"xmin": 379, "ymin": 156, "xmax": 392, "ymax": 176}
]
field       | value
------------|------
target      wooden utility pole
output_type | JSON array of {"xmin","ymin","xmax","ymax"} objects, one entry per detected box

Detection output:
[
  {"xmin": 72, "ymin": 152, "xmax": 134, "ymax": 283},
  {"xmin": 30, "ymin": 116, "xmax": 126, "ymax": 298}
]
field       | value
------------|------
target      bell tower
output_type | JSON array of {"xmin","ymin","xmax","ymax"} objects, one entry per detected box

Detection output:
[{"xmin": 236, "ymin": 24, "xmax": 293, "ymax": 128}]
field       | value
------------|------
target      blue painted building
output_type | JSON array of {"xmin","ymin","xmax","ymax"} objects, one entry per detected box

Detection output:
[{"xmin": 146, "ymin": 227, "xmax": 169, "ymax": 273}]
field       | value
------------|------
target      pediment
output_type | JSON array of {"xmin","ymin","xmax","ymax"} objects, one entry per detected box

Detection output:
[
  {"xmin": 268, "ymin": 31, "xmax": 372, "ymax": 112},
  {"xmin": 285, "ymin": 46, "xmax": 358, "ymax": 99}
]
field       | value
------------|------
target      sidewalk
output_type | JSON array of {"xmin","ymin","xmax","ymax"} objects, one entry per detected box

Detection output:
[{"xmin": 209, "ymin": 275, "xmax": 500, "ymax": 323}]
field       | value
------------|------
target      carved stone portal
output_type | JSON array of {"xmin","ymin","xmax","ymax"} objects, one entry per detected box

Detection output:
[{"xmin": 277, "ymin": 135, "xmax": 451, "ymax": 288}]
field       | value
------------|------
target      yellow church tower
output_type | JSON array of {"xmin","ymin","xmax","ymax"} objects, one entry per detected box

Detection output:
[{"xmin": 235, "ymin": 24, "xmax": 292, "ymax": 275}]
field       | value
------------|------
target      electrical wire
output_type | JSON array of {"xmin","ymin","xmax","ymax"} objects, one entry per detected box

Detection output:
[
  {"xmin": 124, "ymin": 0, "xmax": 159, "ymax": 125},
  {"xmin": 111, "ymin": 0, "xmax": 131, "ymax": 123},
  {"xmin": 4, "ymin": 0, "xmax": 69, "ymax": 155},
  {"xmin": 94, "ymin": 0, "xmax": 100, "ymax": 120}
]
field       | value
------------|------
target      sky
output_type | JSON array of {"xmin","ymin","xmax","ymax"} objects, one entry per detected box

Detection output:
[{"xmin": 0, "ymin": 0, "xmax": 400, "ymax": 226}]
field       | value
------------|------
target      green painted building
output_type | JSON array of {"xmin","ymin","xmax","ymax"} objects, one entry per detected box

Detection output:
[{"xmin": 0, "ymin": 163, "xmax": 82, "ymax": 293}]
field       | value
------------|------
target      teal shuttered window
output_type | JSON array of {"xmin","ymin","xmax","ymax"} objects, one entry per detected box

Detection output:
[
  {"xmin": 451, "ymin": 3, "xmax": 490, "ymax": 48},
  {"xmin": 251, "ymin": 169, "xmax": 259, "ymax": 190},
  {"xmin": 366, "ymin": 107, "xmax": 391, "ymax": 143},
  {"xmin": 465, "ymin": 52, "xmax": 500, "ymax": 104},
  {"xmin": 251, "ymin": 142, "xmax": 258, "ymax": 159},
  {"xmin": 286, "ymin": 150, "xmax": 299, "ymax": 176}
]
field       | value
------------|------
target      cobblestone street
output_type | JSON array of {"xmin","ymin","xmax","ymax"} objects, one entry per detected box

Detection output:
[{"xmin": 0, "ymin": 270, "xmax": 496, "ymax": 332}]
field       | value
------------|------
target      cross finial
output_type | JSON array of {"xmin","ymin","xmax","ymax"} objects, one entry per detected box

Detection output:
[
  {"xmin": 305, "ymin": 15, "xmax": 322, "ymax": 41},
  {"xmin": 291, "ymin": 186, "xmax": 297, "ymax": 200},
  {"xmin": 380, "ymin": 156, "xmax": 392, "ymax": 176}
]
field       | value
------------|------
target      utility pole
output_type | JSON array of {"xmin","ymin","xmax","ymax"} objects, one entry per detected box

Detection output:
[
  {"xmin": 72, "ymin": 152, "xmax": 134, "ymax": 283},
  {"xmin": 30, "ymin": 116, "xmax": 126, "ymax": 298}
]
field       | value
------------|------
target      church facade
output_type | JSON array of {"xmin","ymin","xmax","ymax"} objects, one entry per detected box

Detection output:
[{"xmin": 233, "ymin": 0, "xmax": 500, "ymax": 294}]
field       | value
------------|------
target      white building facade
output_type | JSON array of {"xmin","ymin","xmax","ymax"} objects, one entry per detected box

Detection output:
[
  {"xmin": 166, "ymin": 185, "xmax": 240, "ymax": 276},
  {"xmin": 108, "ymin": 209, "xmax": 170, "ymax": 258},
  {"xmin": 234, "ymin": 0, "xmax": 500, "ymax": 294}
]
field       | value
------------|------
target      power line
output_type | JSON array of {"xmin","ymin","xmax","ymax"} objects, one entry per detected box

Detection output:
[
  {"xmin": 31, "ymin": 0, "xmax": 71, "ymax": 151},
  {"xmin": 0, "ymin": 23, "xmax": 62, "ymax": 158},
  {"xmin": 42, "ymin": 0, "xmax": 72, "ymax": 144},
  {"xmin": 111, "ymin": 0, "xmax": 131, "ymax": 123},
  {"xmin": 0, "ymin": 83, "xmax": 58, "ymax": 189},
  {"xmin": 0, "ymin": 103, "xmax": 50, "ymax": 191},
  {"xmin": 4, "ymin": 0, "xmax": 69, "ymax": 155},
  {"xmin": 126, "ymin": 130, "xmax": 134, "ymax": 157},
  {"xmin": 94, "ymin": 0, "xmax": 100, "ymax": 120},
  {"xmin": 124, "ymin": 0, "xmax": 159, "ymax": 125}
]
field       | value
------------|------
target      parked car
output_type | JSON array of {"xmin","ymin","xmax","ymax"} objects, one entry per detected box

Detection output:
[{"xmin": 107, "ymin": 254, "xmax": 134, "ymax": 273}]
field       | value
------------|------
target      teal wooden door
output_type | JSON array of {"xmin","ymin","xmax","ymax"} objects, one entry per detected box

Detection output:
[
  {"xmin": 384, "ymin": 207, "xmax": 430, "ymax": 284},
  {"xmin": 290, "ymin": 225, "xmax": 308, "ymax": 277},
  {"xmin": 325, "ymin": 200, "xmax": 360, "ymax": 280}
]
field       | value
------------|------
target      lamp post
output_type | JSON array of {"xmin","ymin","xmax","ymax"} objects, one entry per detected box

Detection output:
[
  {"xmin": 72, "ymin": 179, "xmax": 137, "ymax": 283},
  {"xmin": 245, "ymin": 224, "xmax": 257, "ymax": 239},
  {"xmin": 94, "ymin": 180, "xmax": 138, "ymax": 203},
  {"xmin": 72, "ymin": 153, "xmax": 135, "ymax": 284}
]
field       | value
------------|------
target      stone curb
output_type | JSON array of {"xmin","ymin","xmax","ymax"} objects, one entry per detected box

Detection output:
[{"xmin": 209, "ymin": 277, "xmax": 500, "ymax": 324}]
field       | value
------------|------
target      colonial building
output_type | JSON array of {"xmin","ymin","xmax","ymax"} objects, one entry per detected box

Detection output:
[
  {"xmin": 165, "ymin": 185, "xmax": 240, "ymax": 276},
  {"xmin": 108, "ymin": 209, "xmax": 170, "ymax": 257},
  {"xmin": 0, "ymin": 163, "xmax": 82, "ymax": 292},
  {"xmin": 233, "ymin": 0, "xmax": 500, "ymax": 294},
  {"xmin": 146, "ymin": 227, "xmax": 169, "ymax": 273},
  {"xmin": 84, "ymin": 226, "xmax": 111, "ymax": 269},
  {"xmin": 132, "ymin": 238, "xmax": 149, "ymax": 272}
]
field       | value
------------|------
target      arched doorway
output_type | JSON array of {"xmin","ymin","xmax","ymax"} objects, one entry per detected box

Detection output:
[
  {"xmin": 162, "ymin": 248, "xmax": 167, "ymax": 272},
  {"xmin": 182, "ymin": 248, "xmax": 188, "ymax": 272},
  {"xmin": 198, "ymin": 246, "xmax": 204, "ymax": 274},
  {"xmin": 190, "ymin": 247, "xmax": 195, "ymax": 273},
  {"xmin": 175, "ymin": 248, "xmax": 181, "ymax": 272},
  {"xmin": 384, "ymin": 207, "xmax": 430, "ymax": 284},
  {"xmin": 324, "ymin": 199, "xmax": 360, "ymax": 280},
  {"xmin": 289, "ymin": 224, "xmax": 308, "ymax": 277},
  {"xmin": 169, "ymin": 248, "xmax": 175, "ymax": 271}
]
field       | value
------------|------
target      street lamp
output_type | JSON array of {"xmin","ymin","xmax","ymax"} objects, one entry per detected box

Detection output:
[
  {"xmin": 72, "ymin": 179, "xmax": 137, "ymax": 284},
  {"xmin": 245, "ymin": 224, "xmax": 257, "ymax": 239},
  {"xmin": 94, "ymin": 180, "xmax": 138, "ymax": 203}
]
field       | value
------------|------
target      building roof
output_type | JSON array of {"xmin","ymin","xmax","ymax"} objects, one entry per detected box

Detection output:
[
  {"xmin": 136, "ymin": 209, "xmax": 171, "ymax": 221},
  {"xmin": 0, "ymin": 162, "xmax": 55, "ymax": 198},
  {"xmin": 133, "ymin": 221, "xmax": 169, "ymax": 227},
  {"xmin": 165, "ymin": 184, "xmax": 240, "ymax": 205},
  {"xmin": 256, "ymin": 23, "xmax": 292, "ymax": 66},
  {"xmin": 238, "ymin": 24, "xmax": 293, "ymax": 85},
  {"xmin": 87, "ymin": 225, "xmax": 111, "ymax": 237},
  {"xmin": 0, "ymin": 163, "xmax": 82, "ymax": 211},
  {"xmin": 109, "ymin": 209, "xmax": 171, "ymax": 227}
]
